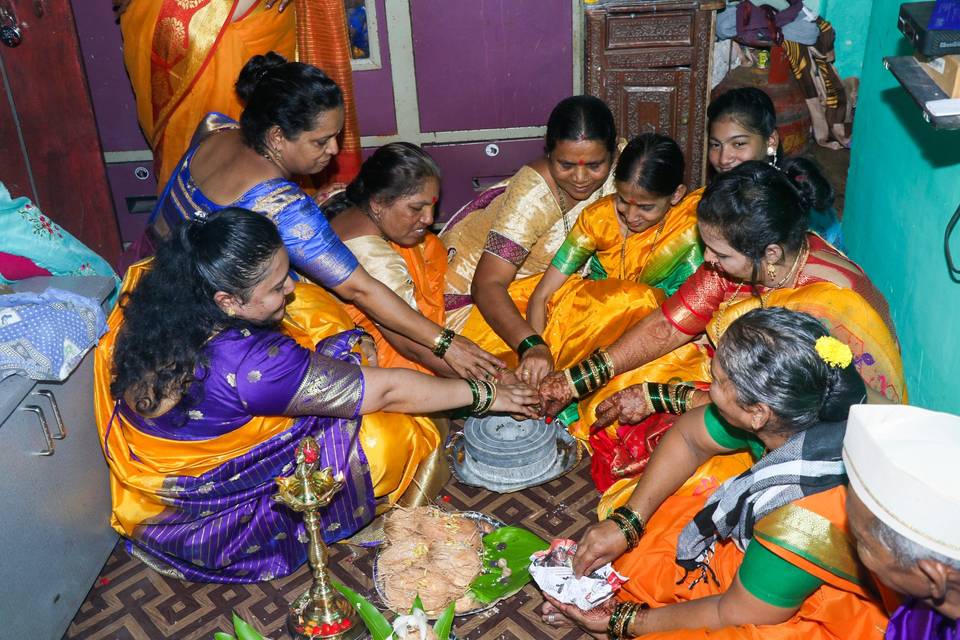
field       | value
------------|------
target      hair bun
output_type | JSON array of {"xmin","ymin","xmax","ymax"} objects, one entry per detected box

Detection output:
[{"xmin": 236, "ymin": 51, "xmax": 289, "ymax": 103}]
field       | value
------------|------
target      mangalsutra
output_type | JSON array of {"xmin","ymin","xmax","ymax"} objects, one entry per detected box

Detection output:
[{"xmin": 621, "ymin": 215, "xmax": 668, "ymax": 283}]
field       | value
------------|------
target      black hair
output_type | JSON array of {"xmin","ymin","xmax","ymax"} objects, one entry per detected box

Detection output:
[
  {"xmin": 236, "ymin": 51, "xmax": 344, "ymax": 154},
  {"xmin": 715, "ymin": 307, "xmax": 866, "ymax": 434},
  {"xmin": 779, "ymin": 156, "xmax": 835, "ymax": 212},
  {"xmin": 111, "ymin": 208, "xmax": 284, "ymax": 415},
  {"xmin": 325, "ymin": 142, "xmax": 440, "ymax": 218},
  {"xmin": 544, "ymin": 95, "xmax": 617, "ymax": 155},
  {"xmin": 708, "ymin": 87, "xmax": 780, "ymax": 163},
  {"xmin": 698, "ymin": 161, "xmax": 810, "ymax": 283},
  {"xmin": 613, "ymin": 133, "xmax": 685, "ymax": 197}
]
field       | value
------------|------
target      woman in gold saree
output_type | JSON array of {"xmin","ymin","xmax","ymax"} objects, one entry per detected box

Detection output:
[
  {"xmin": 520, "ymin": 134, "xmax": 701, "ymax": 429},
  {"xmin": 538, "ymin": 160, "xmax": 904, "ymax": 500},
  {"xmin": 439, "ymin": 96, "xmax": 618, "ymax": 369}
]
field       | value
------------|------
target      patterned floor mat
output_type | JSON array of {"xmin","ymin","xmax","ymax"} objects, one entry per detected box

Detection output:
[{"xmin": 64, "ymin": 458, "xmax": 601, "ymax": 640}]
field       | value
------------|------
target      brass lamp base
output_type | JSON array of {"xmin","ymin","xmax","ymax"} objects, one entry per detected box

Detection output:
[{"xmin": 287, "ymin": 590, "xmax": 364, "ymax": 640}]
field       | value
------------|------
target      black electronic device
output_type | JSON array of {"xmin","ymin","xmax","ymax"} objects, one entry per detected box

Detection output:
[{"xmin": 899, "ymin": 2, "xmax": 960, "ymax": 56}]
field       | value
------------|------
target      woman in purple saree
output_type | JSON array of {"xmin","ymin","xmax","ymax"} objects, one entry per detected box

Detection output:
[{"xmin": 95, "ymin": 209, "xmax": 537, "ymax": 583}]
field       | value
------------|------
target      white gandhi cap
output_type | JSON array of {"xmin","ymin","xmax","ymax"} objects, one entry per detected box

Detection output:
[{"xmin": 843, "ymin": 404, "xmax": 960, "ymax": 561}]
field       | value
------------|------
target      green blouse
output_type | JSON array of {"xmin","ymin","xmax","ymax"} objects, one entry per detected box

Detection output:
[{"xmin": 702, "ymin": 405, "xmax": 825, "ymax": 608}]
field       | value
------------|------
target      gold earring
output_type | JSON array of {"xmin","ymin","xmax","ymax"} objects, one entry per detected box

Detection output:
[
  {"xmin": 226, "ymin": 308, "xmax": 236, "ymax": 317},
  {"xmin": 765, "ymin": 263, "xmax": 777, "ymax": 281}
]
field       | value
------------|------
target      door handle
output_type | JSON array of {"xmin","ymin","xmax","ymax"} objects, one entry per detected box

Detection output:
[
  {"xmin": 0, "ymin": 2, "xmax": 21, "ymax": 48},
  {"xmin": 31, "ymin": 389, "xmax": 66, "ymax": 439},
  {"xmin": 21, "ymin": 405, "xmax": 55, "ymax": 456}
]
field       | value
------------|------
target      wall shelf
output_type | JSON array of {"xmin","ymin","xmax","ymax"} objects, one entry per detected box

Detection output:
[{"xmin": 884, "ymin": 55, "xmax": 960, "ymax": 130}]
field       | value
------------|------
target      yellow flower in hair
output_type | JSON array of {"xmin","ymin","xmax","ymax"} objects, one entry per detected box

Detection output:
[{"xmin": 815, "ymin": 336, "xmax": 853, "ymax": 369}]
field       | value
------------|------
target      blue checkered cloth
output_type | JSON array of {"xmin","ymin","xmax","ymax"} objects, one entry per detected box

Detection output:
[{"xmin": 0, "ymin": 287, "xmax": 107, "ymax": 381}]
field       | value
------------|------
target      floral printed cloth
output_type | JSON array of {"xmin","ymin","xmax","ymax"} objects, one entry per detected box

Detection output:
[{"xmin": 0, "ymin": 182, "xmax": 120, "ymax": 304}]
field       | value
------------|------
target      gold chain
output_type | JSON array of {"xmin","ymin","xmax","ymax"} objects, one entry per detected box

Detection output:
[
  {"xmin": 620, "ymin": 215, "xmax": 668, "ymax": 283},
  {"xmin": 555, "ymin": 188, "xmax": 571, "ymax": 235}
]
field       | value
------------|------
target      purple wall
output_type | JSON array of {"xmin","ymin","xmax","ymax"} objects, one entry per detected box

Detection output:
[
  {"xmin": 426, "ymin": 139, "xmax": 544, "ymax": 217},
  {"xmin": 410, "ymin": 0, "xmax": 574, "ymax": 133},
  {"xmin": 352, "ymin": 0, "xmax": 397, "ymax": 137},
  {"xmin": 72, "ymin": 2, "xmax": 148, "ymax": 152}
]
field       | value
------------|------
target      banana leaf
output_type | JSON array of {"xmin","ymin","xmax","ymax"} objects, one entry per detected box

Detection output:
[
  {"xmin": 432, "ymin": 602, "xmax": 456, "ymax": 639},
  {"xmin": 468, "ymin": 526, "xmax": 548, "ymax": 604},
  {"xmin": 232, "ymin": 612, "xmax": 267, "ymax": 640}
]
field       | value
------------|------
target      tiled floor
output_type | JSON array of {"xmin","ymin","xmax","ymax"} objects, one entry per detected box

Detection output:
[{"xmin": 65, "ymin": 458, "xmax": 601, "ymax": 640}]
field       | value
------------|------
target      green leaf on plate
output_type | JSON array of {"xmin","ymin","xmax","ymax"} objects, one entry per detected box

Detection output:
[
  {"xmin": 468, "ymin": 526, "xmax": 549, "ymax": 604},
  {"xmin": 333, "ymin": 582, "xmax": 394, "ymax": 640},
  {"xmin": 213, "ymin": 633, "xmax": 236, "ymax": 640},
  {"xmin": 411, "ymin": 594, "xmax": 425, "ymax": 615},
  {"xmin": 432, "ymin": 601, "xmax": 456, "ymax": 639}
]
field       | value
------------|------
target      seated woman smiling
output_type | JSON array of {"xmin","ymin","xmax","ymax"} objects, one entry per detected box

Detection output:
[
  {"xmin": 326, "ymin": 143, "xmax": 453, "ymax": 375},
  {"xmin": 540, "ymin": 307, "xmax": 887, "ymax": 638},
  {"xmin": 94, "ymin": 209, "xmax": 537, "ymax": 583}
]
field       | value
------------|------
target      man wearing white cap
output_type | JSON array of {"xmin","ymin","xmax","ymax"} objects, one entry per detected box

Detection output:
[{"xmin": 844, "ymin": 404, "xmax": 960, "ymax": 639}]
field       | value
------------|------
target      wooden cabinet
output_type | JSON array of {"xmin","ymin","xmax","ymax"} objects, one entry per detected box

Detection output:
[
  {"xmin": 0, "ymin": 277, "xmax": 117, "ymax": 640},
  {"xmin": 585, "ymin": 1, "xmax": 721, "ymax": 189}
]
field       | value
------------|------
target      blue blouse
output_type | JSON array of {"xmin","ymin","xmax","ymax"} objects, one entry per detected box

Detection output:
[{"xmin": 152, "ymin": 113, "xmax": 359, "ymax": 289}]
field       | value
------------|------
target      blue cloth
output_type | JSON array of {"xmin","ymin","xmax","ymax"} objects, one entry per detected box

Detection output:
[
  {"xmin": 0, "ymin": 287, "xmax": 107, "ymax": 381},
  {"xmin": 152, "ymin": 113, "xmax": 359, "ymax": 289},
  {"xmin": 809, "ymin": 207, "xmax": 846, "ymax": 253},
  {"xmin": 0, "ymin": 182, "xmax": 120, "ymax": 304}
]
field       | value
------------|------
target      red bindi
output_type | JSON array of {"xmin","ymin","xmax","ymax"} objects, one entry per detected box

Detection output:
[
  {"xmin": 431, "ymin": 196, "xmax": 438, "ymax": 204},
  {"xmin": 577, "ymin": 159, "xmax": 585, "ymax": 166},
  {"xmin": 627, "ymin": 199, "xmax": 637, "ymax": 205}
]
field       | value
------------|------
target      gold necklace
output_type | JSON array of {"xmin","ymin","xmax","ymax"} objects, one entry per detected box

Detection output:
[
  {"xmin": 711, "ymin": 281, "xmax": 744, "ymax": 340},
  {"xmin": 620, "ymin": 216, "xmax": 668, "ymax": 282},
  {"xmin": 555, "ymin": 188, "xmax": 571, "ymax": 235}
]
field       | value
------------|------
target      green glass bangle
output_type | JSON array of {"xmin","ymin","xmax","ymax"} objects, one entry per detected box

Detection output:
[
  {"xmin": 516, "ymin": 334, "xmax": 547, "ymax": 358},
  {"xmin": 645, "ymin": 382, "xmax": 666, "ymax": 414},
  {"xmin": 432, "ymin": 328, "xmax": 456, "ymax": 357}
]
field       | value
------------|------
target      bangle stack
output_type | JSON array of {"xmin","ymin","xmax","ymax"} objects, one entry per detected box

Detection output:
[
  {"xmin": 607, "ymin": 505, "xmax": 645, "ymax": 549},
  {"xmin": 643, "ymin": 382, "xmax": 695, "ymax": 415},
  {"xmin": 516, "ymin": 334, "xmax": 547, "ymax": 359},
  {"xmin": 607, "ymin": 601, "xmax": 649, "ymax": 638},
  {"xmin": 466, "ymin": 378, "xmax": 497, "ymax": 415},
  {"xmin": 562, "ymin": 349, "xmax": 615, "ymax": 399},
  {"xmin": 432, "ymin": 328, "xmax": 456, "ymax": 358}
]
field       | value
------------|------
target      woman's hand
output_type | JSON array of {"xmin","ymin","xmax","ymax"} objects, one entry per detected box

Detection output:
[
  {"xmin": 443, "ymin": 335, "xmax": 505, "ymax": 380},
  {"xmin": 491, "ymin": 383, "xmax": 540, "ymax": 419},
  {"xmin": 590, "ymin": 385, "xmax": 653, "ymax": 433},
  {"xmin": 313, "ymin": 181, "xmax": 347, "ymax": 207},
  {"xmin": 517, "ymin": 344, "xmax": 554, "ymax": 388},
  {"xmin": 572, "ymin": 519, "xmax": 629, "ymax": 578},
  {"xmin": 538, "ymin": 371, "xmax": 574, "ymax": 417},
  {"xmin": 263, "ymin": 0, "xmax": 295, "ymax": 12},
  {"xmin": 540, "ymin": 594, "xmax": 613, "ymax": 638}
]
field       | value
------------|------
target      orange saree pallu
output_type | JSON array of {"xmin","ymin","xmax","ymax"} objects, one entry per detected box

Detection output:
[
  {"xmin": 121, "ymin": 0, "xmax": 296, "ymax": 189},
  {"xmin": 613, "ymin": 487, "xmax": 888, "ymax": 639},
  {"xmin": 344, "ymin": 234, "xmax": 448, "ymax": 373}
]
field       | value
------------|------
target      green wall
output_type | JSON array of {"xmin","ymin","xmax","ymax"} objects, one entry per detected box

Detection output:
[
  {"xmin": 821, "ymin": 0, "xmax": 873, "ymax": 79},
  {"xmin": 843, "ymin": 0, "xmax": 960, "ymax": 413}
]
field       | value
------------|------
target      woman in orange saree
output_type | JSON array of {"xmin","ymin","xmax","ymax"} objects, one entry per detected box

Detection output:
[
  {"xmin": 120, "ymin": 0, "xmax": 296, "ymax": 189},
  {"xmin": 327, "ymin": 143, "xmax": 453, "ymax": 375},
  {"xmin": 538, "ymin": 307, "xmax": 888, "ymax": 638},
  {"xmin": 520, "ymin": 133, "xmax": 702, "ymax": 430},
  {"xmin": 538, "ymin": 160, "xmax": 904, "ymax": 496}
]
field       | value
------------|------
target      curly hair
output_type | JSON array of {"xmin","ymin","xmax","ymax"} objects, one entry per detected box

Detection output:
[{"xmin": 111, "ymin": 209, "xmax": 284, "ymax": 415}]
